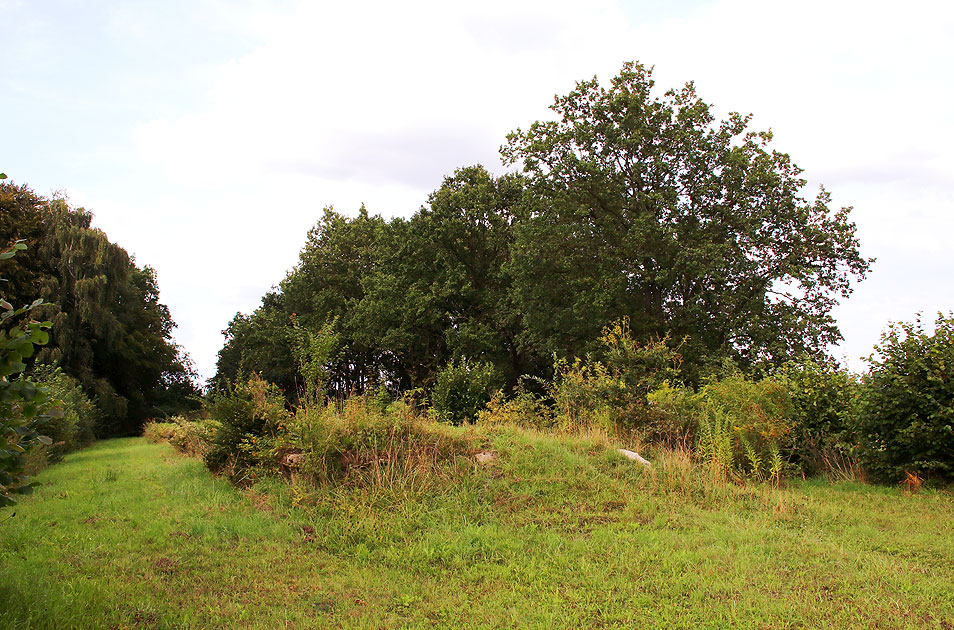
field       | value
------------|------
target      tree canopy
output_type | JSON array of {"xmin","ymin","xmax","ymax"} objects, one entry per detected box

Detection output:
[
  {"xmin": 0, "ymin": 181, "xmax": 199, "ymax": 435},
  {"xmin": 502, "ymin": 62, "xmax": 871, "ymax": 375},
  {"xmin": 214, "ymin": 62, "xmax": 870, "ymax": 401}
]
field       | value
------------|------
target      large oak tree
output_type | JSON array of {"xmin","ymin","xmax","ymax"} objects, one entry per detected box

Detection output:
[{"xmin": 502, "ymin": 62, "xmax": 871, "ymax": 376}]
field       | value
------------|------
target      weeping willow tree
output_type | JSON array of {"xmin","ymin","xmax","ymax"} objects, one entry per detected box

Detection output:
[{"xmin": 0, "ymin": 181, "xmax": 198, "ymax": 436}]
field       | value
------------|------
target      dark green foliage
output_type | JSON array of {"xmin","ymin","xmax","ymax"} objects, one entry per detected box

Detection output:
[
  {"xmin": 430, "ymin": 359, "xmax": 502, "ymax": 424},
  {"xmin": 216, "ymin": 168, "xmax": 537, "ymax": 400},
  {"xmin": 348, "ymin": 167, "xmax": 530, "ymax": 393},
  {"xmin": 214, "ymin": 208, "xmax": 390, "ymax": 399},
  {"xmin": 203, "ymin": 374, "xmax": 290, "ymax": 475},
  {"xmin": 283, "ymin": 206, "xmax": 392, "ymax": 394},
  {"xmin": 289, "ymin": 316, "xmax": 339, "ymax": 405},
  {"xmin": 0, "ymin": 242, "xmax": 55, "ymax": 506},
  {"xmin": 502, "ymin": 62, "xmax": 871, "ymax": 375},
  {"xmin": 856, "ymin": 313, "xmax": 954, "ymax": 483},
  {"xmin": 404, "ymin": 167, "xmax": 531, "ymax": 388},
  {"xmin": 777, "ymin": 358, "xmax": 860, "ymax": 476},
  {"xmin": 0, "ymin": 182, "xmax": 46, "ymax": 311},
  {"xmin": 1, "ymin": 182, "xmax": 198, "ymax": 435},
  {"xmin": 212, "ymin": 293, "xmax": 298, "ymax": 397},
  {"xmin": 30, "ymin": 365, "xmax": 98, "ymax": 462},
  {"xmin": 210, "ymin": 63, "xmax": 871, "ymax": 448}
]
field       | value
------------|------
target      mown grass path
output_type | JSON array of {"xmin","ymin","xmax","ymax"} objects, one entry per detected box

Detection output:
[{"xmin": 1, "ymin": 437, "xmax": 953, "ymax": 629}]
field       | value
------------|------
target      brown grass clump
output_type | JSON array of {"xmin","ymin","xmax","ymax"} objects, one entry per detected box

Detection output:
[{"xmin": 901, "ymin": 470, "xmax": 922, "ymax": 495}]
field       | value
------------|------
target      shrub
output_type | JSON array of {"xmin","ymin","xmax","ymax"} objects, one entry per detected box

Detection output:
[
  {"xmin": 698, "ymin": 369, "xmax": 793, "ymax": 480},
  {"xmin": 29, "ymin": 365, "xmax": 98, "ymax": 462},
  {"xmin": 549, "ymin": 319, "xmax": 683, "ymax": 434},
  {"xmin": 143, "ymin": 421, "xmax": 178, "ymax": 443},
  {"xmin": 648, "ymin": 368, "xmax": 793, "ymax": 481},
  {"xmin": 477, "ymin": 390, "xmax": 554, "ymax": 430},
  {"xmin": 776, "ymin": 358, "xmax": 861, "ymax": 478},
  {"xmin": 289, "ymin": 316, "xmax": 339, "ymax": 404},
  {"xmin": 431, "ymin": 359, "xmax": 501, "ymax": 425},
  {"xmin": 645, "ymin": 381, "xmax": 699, "ymax": 447},
  {"xmin": 549, "ymin": 356, "xmax": 618, "ymax": 431},
  {"xmin": 1, "ymin": 241, "xmax": 56, "ymax": 506},
  {"xmin": 599, "ymin": 319, "xmax": 682, "ymax": 404},
  {"xmin": 144, "ymin": 417, "xmax": 214, "ymax": 458},
  {"xmin": 856, "ymin": 313, "xmax": 954, "ymax": 483},
  {"xmin": 203, "ymin": 374, "xmax": 290, "ymax": 475}
]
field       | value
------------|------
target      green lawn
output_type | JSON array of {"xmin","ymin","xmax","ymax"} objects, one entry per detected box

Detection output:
[{"xmin": 1, "ymin": 436, "xmax": 952, "ymax": 629}]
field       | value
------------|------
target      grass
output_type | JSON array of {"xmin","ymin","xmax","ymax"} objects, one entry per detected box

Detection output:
[{"xmin": 1, "ymin": 432, "xmax": 953, "ymax": 629}]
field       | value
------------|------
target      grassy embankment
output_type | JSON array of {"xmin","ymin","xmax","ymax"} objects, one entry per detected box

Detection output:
[{"xmin": 1, "ymin": 433, "xmax": 953, "ymax": 629}]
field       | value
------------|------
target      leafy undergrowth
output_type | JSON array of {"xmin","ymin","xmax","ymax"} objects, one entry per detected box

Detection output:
[{"xmin": 1, "ymin": 435, "xmax": 953, "ymax": 629}]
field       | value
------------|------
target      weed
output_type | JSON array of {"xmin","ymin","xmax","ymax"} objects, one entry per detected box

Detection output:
[{"xmin": 902, "ymin": 471, "xmax": 923, "ymax": 495}]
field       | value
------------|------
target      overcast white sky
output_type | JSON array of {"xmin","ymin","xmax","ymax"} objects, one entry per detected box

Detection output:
[{"xmin": 2, "ymin": 0, "xmax": 952, "ymax": 381}]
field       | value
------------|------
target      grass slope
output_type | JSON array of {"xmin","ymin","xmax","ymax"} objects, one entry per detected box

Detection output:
[{"xmin": 1, "ymin": 435, "xmax": 953, "ymax": 629}]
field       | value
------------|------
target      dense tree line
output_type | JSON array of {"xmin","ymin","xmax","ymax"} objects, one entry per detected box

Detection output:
[
  {"xmin": 214, "ymin": 63, "xmax": 870, "ymax": 403},
  {"xmin": 0, "ymin": 181, "xmax": 199, "ymax": 436}
]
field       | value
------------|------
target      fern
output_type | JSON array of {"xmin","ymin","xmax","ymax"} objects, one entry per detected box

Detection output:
[
  {"xmin": 697, "ymin": 408, "xmax": 734, "ymax": 477},
  {"xmin": 740, "ymin": 434, "xmax": 762, "ymax": 479},
  {"xmin": 768, "ymin": 444, "xmax": 784, "ymax": 485}
]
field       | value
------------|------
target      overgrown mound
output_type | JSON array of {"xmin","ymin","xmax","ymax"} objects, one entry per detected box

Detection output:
[
  {"xmin": 147, "ymin": 376, "xmax": 478, "ymax": 492},
  {"xmin": 283, "ymin": 398, "xmax": 471, "ymax": 489}
]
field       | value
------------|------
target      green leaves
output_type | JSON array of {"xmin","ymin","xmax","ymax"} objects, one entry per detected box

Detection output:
[
  {"xmin": 857, "ymin": 312, "xmax": 954, "ymax": 482},
  {"xmin": 0, "ymin": 240, "xmax": 27, "ymax": 261},
  {"xmin": 431, "ymin": 359, "xmax": 502, "ymax": 425},
  {"xmin": 0, "ymin": 320, "xmax": 52, "ymax": 377},
  {"xmin": 1, "ymin": 243, "xmax": 56, "ymax": 506},
  {"xmin": 1, "ymin": 183, "xmax": 198, "ymax": 434},
  {"xmin": 503, "ymin": 62, "xmax": 870, "ymax": 374}
]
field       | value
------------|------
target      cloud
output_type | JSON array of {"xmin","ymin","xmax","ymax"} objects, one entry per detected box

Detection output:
[{"xmin": 130, "ymin": 0, "xmax": 637, "ymax": 188}]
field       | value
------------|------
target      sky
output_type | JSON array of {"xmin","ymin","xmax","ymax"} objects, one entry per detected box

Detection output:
[{"xmin": 2, "ymin": 0, "xmax": 952, "ymax": 382}]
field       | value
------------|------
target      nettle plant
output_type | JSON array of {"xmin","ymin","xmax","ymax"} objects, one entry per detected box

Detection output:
[{"xmin": 1, "ymin": 241, "xmax": 57, "ymax": 507}]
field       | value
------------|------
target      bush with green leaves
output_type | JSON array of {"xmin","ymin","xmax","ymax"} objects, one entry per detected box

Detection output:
[
  {"xmin": 143, "ymin": 421, "xmax": 178, "ymax": 443},
  {"xmin": 645, "ymin": 381, "xmax": 701, "ymax": 447},
  {"xmin": 548, "ymin": 356, "xmax": 619, "ymax": 431},
  {"xmin": 549, "ymin": 319, "xmax": 683, "ymax": 434},
  {"xmin": 203, "ymin": 373, "xmax": 290, "ymax": 475},
  {"xmin": 0, "ymin": 241, "xmax": 57, "ymax": 506},
  {"xmin": 856, "ymin": 313, "xmax": 954, "ymax": 483},
  {"xmin": 430, "ymin": 359, "xmax": 501, "ymax": 424},
  {"xmin": 698, "ymin": 371, "xmax": 792, "ymax": 481},
  {"xmin": 289, "ymin": 315, "xmax": 339, "ymax": 405},
  {"xmin": 599, "ymin": 319, "xmax": 682, "ymax": 404},
  {"xmin": 143, "ymin": 416, "xmax": 214, "ymax": 458},
  {"xmin": 29, "ymin": 365, "xmax": 98, "ymax": 463},
  {"xmin": 477, "ymin": 390, "xmax": 555, "ymax": 430},
  {"xmin": 776, "ymin": 358, "xmax": 860, "ymax": 477},
  {"xmin": 649, "ymin": 368, "xmax": 793, "ymax": 481}
]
